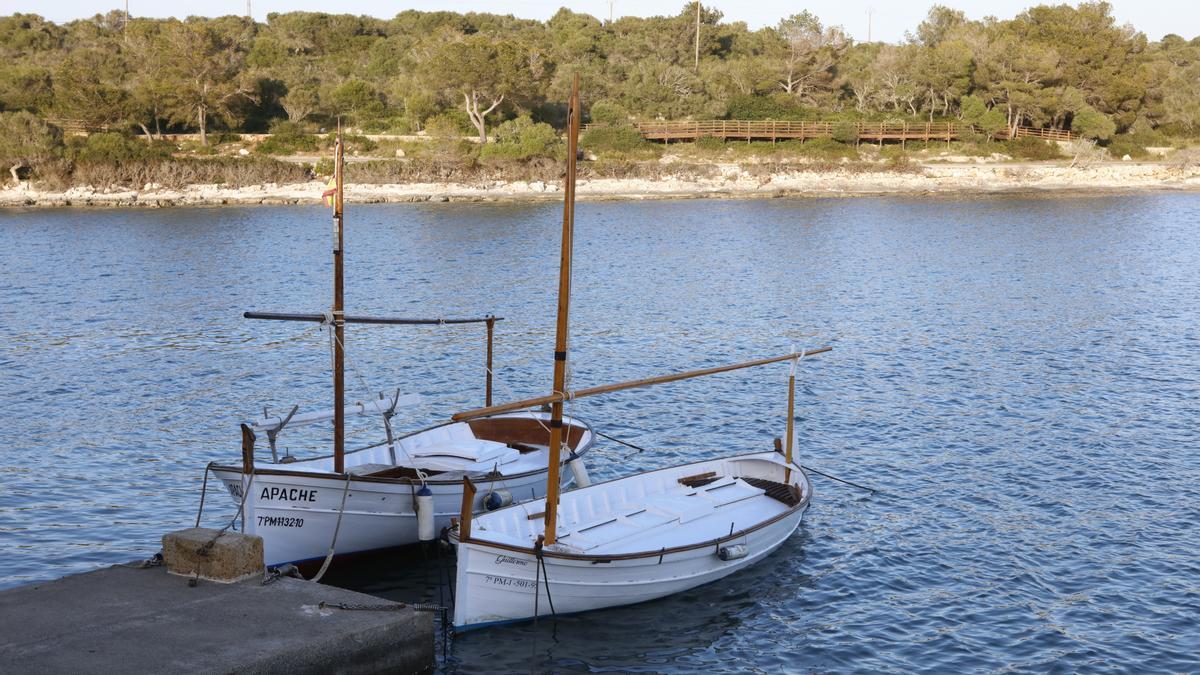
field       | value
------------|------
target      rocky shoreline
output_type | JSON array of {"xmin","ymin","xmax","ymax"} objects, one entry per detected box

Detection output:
[{"xmin": 3, "ymin": 162, "xmax": 1198, "ymax": 207}]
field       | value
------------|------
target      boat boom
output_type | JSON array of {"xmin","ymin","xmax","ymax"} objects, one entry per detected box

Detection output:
[{"xmin": 451, "ymin": 345, "xmax": 832, "ymax": 421}]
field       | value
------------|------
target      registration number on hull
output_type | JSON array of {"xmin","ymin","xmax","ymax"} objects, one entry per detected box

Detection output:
[{"xmin": 257, "ymin": 515, "xmax": 304, "ymax": 528}]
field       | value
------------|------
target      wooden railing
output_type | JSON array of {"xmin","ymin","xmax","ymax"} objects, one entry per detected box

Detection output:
[
  {"xmin": 586, "ymin": 120, "xmax": 1074, "ymax": 144},
  {"xmin": 1011, "ymin": 126, "xmax": 1075, "ymax": 142}
]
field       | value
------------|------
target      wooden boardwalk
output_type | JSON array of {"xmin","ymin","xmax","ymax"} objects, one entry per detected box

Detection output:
[{"xmin": 601, "ymin": 120, "xmax": 1073, "ymax": 144}]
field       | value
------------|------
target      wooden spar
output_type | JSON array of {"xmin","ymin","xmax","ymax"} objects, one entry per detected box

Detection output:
[
  {"xmin": 244, "ymin": 311, "xmax": 502, "ymax": 408},
  {"xmin": 243, "ymin": 311, "xmax": 503, "ymax": 326},
  {"xmin": 240, "ymin": 423, "xmax": 256, "ymax": 472},
  {"xmin": 332, "ymin": 123, "xmax": 346, "ymax": 474},
  {"xmin": 543, "ymin": 74, "xmax": 581, "ymax": 547},
  {"xmin": 785, "ymin": 351, "xmax": 797, "ymax": 482},
  {"xmin": 458, "ymin": 476, "xmax": 477, "ymax": 543},
  {"xmin": 451, "ymin": 345, "xmax": 832, "ymax": 421},
  {"xmin": 486, "ymin": 316, "xmax": 495, "ymax": 406}
]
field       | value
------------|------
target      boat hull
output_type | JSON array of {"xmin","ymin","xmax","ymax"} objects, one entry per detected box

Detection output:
[
  {"xmin": 451, "ymin": 452, "xmax": 810, "ymax": 630},
  {"xmin": 210, "ymin": 466, "xmax": 574, "ymax": 567},
  {"xmin": 207, "ymin": 412, "xmax": 593, "ymax": 567}
]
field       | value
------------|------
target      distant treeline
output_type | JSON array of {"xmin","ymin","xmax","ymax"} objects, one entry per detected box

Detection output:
[{"xmin": 1, "ymin": 2, "xmax": 1198, "ymax": 147}]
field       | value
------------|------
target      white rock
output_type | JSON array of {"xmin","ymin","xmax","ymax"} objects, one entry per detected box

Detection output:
[
  {"xmin": 395, "ymin": 148, "xmax": 406, "ymax": 158},
  {"xmin": 1122, "ymin": 154, "xmax": 1131, "ymax": 161},
  {"xmin": 238, "ymin": 148, "xmax": 250, "ymax": 156}
]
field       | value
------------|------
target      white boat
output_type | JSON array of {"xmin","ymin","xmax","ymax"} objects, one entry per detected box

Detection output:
[
  {"xmin": 210, "ymin": 411, "xmax": 594, "ymax": 568},
  {"xmin": 202, "ymin": 127, "xmax": 593, "ymax": 572},
  {"xmin": 451, "ymin": 451, "xmax": 811, "ymax": 630},
  {"xmin": 446, "ymin": 76, "xmax": 829, "ymax": 630}
]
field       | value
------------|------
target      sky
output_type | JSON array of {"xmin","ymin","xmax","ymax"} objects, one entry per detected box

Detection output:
[{"xmin": 16, "ymin": 0, "xmax": 1196, "ymax": 44}]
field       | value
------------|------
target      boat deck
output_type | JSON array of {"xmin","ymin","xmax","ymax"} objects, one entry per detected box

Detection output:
[{"xmin": 472, "ymin": 455, "xmax": 802, "ymax": 556}]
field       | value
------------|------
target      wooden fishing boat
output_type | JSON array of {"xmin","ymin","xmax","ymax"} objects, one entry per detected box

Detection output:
[
  {"xmin": 204, "ymin": 127, "xmax": 593, "ymax": 572},
  {"xmin": 209, "ymin": 410, "xmax": 594, "ymax": 569},
  {"xmin": 452, "ymin": 451, "xmax": 811, "ymax": 629},
  {"xmin": 448, "ymin": 76, "xmax": 829, "ymax": 630}
]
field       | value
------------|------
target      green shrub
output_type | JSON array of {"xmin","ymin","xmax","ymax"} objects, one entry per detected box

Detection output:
[
  {"xmin": 832, "ymin": 121, "xmax": 859, "ymax": 144},
  {"xmin": 255, "ymin": 121, "xmax": 319, "ymax": 155},
  {"xmin": 0, "ymin": 111, "xmax": 64, "ymax": 180},
  {"xmin": 322, "ymin": 132, "xmax": 377, "ymax": 154},
  {"xmin": 694, "ymin": 136, "xmax": 726, "ymax": 152},
  {"xmin": 66, "ymin": 132, "xmax": 170, "ymax": 163},
  {"xmin": 794, "ymin": 137, "xmax": 859, "ymax": 160},
  {"xmin": 1104, "ymin": 135, "xmax": 1149, "ymax": 159},
  {"xmin": 1071, "ymin": 105, "xmax": 1116, "ymax": 141},
  {"xmin": 580, "ymin": 126, "xmax": 661, "ymax": 159},
  {"xmin": 40, "ymin": 156, "xmax": 310, "ymax": 190},
  {"xmin": 588, "ymin": 100, "xmax": 629, "ymax": 127},
  {"xmin": 418, "ymin": 115, "xmax": 478, "ymax": 166},
  {"xmin": 1005, "ymin": 137, "xmax": 1064, "ymax": 160},
  {"xmin": 424, "ymin": 112, "xmax": 472, "ymax": 136},
  {"xmin": 479, "ymin": 115, "xmax": 562, "ymax": 162},
  {"xmin": 725, "ymin": 94, "xmax": 812, "ymax": 121},
  {"xmin": 328, "ymin": 79, "xmax": 386, "ymax": 125}
]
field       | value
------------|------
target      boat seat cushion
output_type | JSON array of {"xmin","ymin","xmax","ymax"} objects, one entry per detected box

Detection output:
[{"xmin": 403, "ymin": 439, "xmax": 511, "ymax": 464}]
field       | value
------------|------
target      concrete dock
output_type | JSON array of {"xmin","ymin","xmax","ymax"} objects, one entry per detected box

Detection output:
[{"xmin": 0, "ymin": 564, "xmax": 434, "ymax": 674}]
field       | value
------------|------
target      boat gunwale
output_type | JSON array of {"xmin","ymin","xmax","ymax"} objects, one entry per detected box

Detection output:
[
  {"xmin": 453, "ymin": 451, "xmax": 811, "ymax": 562},
  {"xmin": 209, "ymin": 413, "xmax": 596, "ymax": 486}
]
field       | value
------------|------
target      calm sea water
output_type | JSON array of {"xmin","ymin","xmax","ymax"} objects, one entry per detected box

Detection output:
[{"xmin": 1, "ymin": 195, "xmax": 1197, "ymax": 671}]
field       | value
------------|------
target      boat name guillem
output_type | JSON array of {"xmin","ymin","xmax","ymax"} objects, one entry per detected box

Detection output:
[
  {"xmin": 493, "ymin": 554, "xmax": 529, "ymax": 567},
  {"xmin": 259, "ymin": 487, "xmax": 319, "ymax": 502}
]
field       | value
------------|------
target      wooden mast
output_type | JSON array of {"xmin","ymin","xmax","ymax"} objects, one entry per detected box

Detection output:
[
  {"xmin": 332, "ymin": 122, "xmax": 346, "ymax": 474},
  {"xmin": 543, "ymin": 74, "xmax": 581, "ymax": 547},
  {"xmin": 785, "ymin": 350, "xmax": 798, "ymax": 482}
]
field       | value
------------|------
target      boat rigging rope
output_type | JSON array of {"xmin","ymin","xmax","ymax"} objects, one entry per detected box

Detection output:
[
  {"xmin": 196, "ymin": 470, "xmax": 257, "ymax": 558},
  {"xmin": 309, "ymin": 472, "xmax": 352, "ymax": 583},
  {"xmin": 593, "ymin": 430, "xmax": 654, "ymax": 458},
  {"xmin": 799, "ymin": 465, "xmax": 883, "ymax": 495},
  {"xmin": 531, "ymin": 535, "xmax": 559, "ymax": 639},
  {"xmin": 194, "ymin": 462, "xmax": 216, "ymax": 527},
  {"xmin": 327, "ymin": 321, "xmax": 383, "ymax": 403}
]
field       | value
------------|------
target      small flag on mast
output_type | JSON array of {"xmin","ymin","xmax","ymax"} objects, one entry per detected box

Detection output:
[
  {"xmin": 321, "ymin": 139, "xmax": 339, "ymax": 208},
  {"xmin": 321, "ymin": 175, "xmax": 336, "ymax": 208}
]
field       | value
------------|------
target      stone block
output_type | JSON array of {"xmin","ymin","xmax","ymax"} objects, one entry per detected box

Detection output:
[{"xmin": 162, "ymin": 527, "xmax": 264, "ymax": 583}]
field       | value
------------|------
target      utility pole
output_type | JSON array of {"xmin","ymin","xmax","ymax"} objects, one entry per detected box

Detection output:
[
  {"xmin": 246, "ymin": 0, "xmax": 251, "ymax": 19},
  {"xmin": 867, "ymin": 8, "xmax": 874, "ymax": 43},
  {"xmin": 694, "ymin": 1, "xmax": 700, "ymax": 71},
  {"xmin": 608, "ymin": 0, "xmax": 614, "ymax": 23},
  {"xmin": 124, "ymin": 0, "xmax": 129, "ymax": 43}
]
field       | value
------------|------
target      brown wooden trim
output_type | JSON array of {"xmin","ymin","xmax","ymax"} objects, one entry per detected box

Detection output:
[
  {"xmin": 213, "ymin": 414, "xmax": 595, "ymax": 485},
  {"xmin": 459, "ymin": 476, "xmax": 476, "ymax": 542},
  {"xmin": 459, "ymin": 487, "xmax": 809, "ymax": 562}
]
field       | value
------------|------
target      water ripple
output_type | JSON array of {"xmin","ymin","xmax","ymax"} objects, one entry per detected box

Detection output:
[{"xmin": 1, "ymin": 196, "xmax": 1197, "ymax": 671}]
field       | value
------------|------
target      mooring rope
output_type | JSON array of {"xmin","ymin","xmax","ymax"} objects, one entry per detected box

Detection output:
[
  {"xmin": 319, "ymin": 601, "xmax": 446, "ymax": 612},
  {"xmin": 309, "ymin": 472, "xmax": 352, "ymax": 583},
  {"xmin": 800, "ymin": 465, "xmax": 883, "ymax": 495},
  {"xmin": 593, "ymin": 430, "xmax": 654, "ymax": 458},
  {"xmin": 531, "ymin": 535, "xmax": 559, "ymax": 639},
  {"xmin": 195, "ymin": 469, "xmax": 257, "ymax": 558},
  {"xmin": 194, "ymin": 462, "xmax": 216, "ymax": 527}
]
